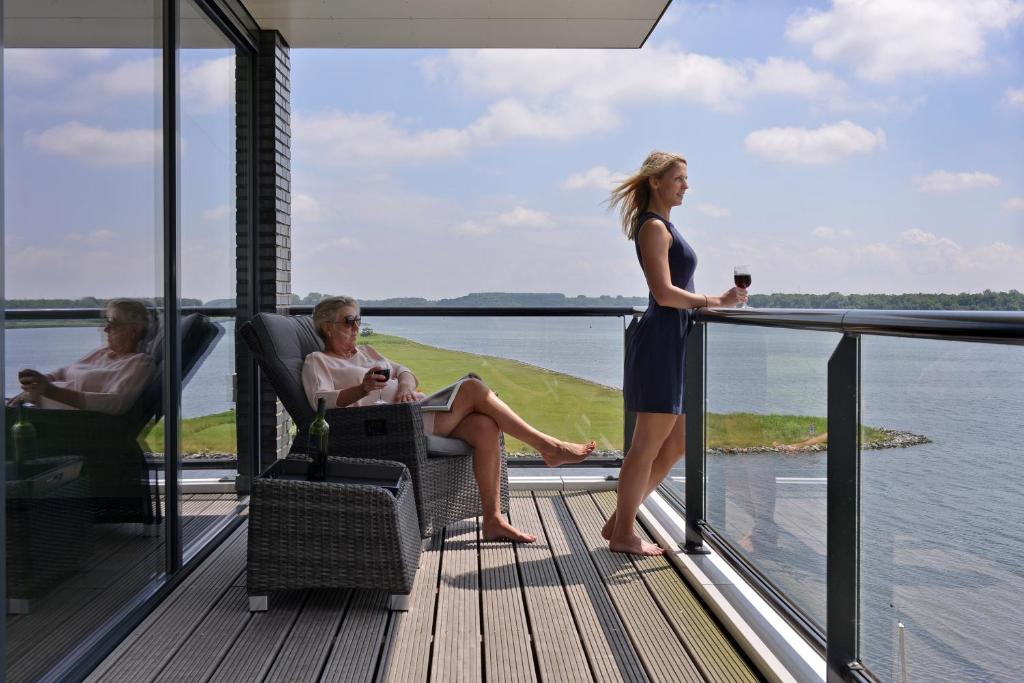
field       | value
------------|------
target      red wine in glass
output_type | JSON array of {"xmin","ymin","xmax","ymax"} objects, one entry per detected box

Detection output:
[
  {"xmin": 374, "ymin": 365, "xmax": 391, "ymax": 403},
  {"xmin": 733, "ymin": 266, "xmax": 751, "ymax": 308}
]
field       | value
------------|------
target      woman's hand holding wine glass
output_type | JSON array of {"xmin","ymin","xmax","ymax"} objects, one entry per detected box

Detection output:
[
  {"xmin": 733, "ymin": 265, "xmax": 751, "ymax": 308},
  {"xmin": 372, "ymin": 363, "xmax": 392, "ymax": 404},
  {"xmin": 362, "ymin": 367, "xmax": 389, "ymax": 402}
]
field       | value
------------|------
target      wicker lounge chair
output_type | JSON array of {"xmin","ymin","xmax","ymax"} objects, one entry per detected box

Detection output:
[
  {"xmin": 7, "ymin": 313, "xmax": 222, "ymax": 524},
  {"xmin": 238, "ymin": 312, "xmax": 509, "ymax": 538}
]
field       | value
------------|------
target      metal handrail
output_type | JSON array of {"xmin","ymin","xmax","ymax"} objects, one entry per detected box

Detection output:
[
  {"xmin": 698, "ymin": 307, "xmax": 1024, "ymax": 344},
  {"xmin": 10, "ymin": 305, "xmax": 1022, "ymax": 344}
]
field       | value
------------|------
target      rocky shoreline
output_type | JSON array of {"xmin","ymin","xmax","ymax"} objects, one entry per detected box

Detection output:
[
  {"xmin": 709, "ymin": 429, "xmax": 931, "ymax": 455},
  {"xmin": 167, "ymin": 429, "xmax": 931, "ymax": 462}
]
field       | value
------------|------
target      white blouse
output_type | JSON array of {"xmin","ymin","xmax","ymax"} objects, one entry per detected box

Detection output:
[
  {"xmin": 37, "ymin": 347, "xmax": 155, "ymax": 415},
  {"xmin": 301, "ymin": 346, "xmax": 415, "ymax": 410}
]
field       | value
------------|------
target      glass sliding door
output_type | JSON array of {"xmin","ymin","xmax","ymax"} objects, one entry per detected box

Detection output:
[
  {"xmin": 3, "ymin": 2, "xmax": 165, "ymax": 680},
  {"xmin": 176, "ymin": 0, "xmax": 243, "ymax": 558}
]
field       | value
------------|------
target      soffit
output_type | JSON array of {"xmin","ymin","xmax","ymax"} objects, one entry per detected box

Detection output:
[
  {"xmin": 5, "ymin": 1, "xmax": 670, "ymax": 49},
  {"xmin": 242, "ymin": 0, "xmax": 669, "ymax": 48}
]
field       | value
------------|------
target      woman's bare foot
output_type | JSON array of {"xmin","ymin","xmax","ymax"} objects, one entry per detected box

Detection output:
[
  {"xmin": 609, "ymin": 534, "xmax": 665, "ymax": 556},
  {"xmin": 540, "ymin": 439, "xmax": 596, "ymax": 467},
  {"xmin": 601, "ymin": 512, "xmax": 616, "ymax": 540},
  {"xmin": 482, "ymin": 517, "xmax": 537, "ymax": 543}
]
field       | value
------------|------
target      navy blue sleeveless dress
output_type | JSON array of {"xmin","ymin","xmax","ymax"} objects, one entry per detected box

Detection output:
[{"xmin": 623, "ymin": 212, "xmax": 697, "ymax": 414}]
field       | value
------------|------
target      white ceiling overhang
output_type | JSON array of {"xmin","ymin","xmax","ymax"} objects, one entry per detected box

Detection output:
[
  {"xmin": 4, "ymin": 1, "xmax": 671, "ymax": 49},
  {"xmin": 242, "ymin": 0, "xmax": 671, "ymax": 48}
]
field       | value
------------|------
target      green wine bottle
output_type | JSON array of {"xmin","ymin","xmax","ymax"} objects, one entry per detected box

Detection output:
[
  {"xmin": 11, "ymin": 404, "xmax": 38, "ymax": 464},
  {"xmin": 308, "ymin": 397, "xmax": 329, "ymax": 481}
]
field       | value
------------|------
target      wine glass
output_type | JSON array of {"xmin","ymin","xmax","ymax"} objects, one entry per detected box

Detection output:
[
  {"xmin": 373, "ymin": 362, "xmax": 391, "ymax": 404},
  {"xmin": 733, "ymin": 265, "xmax": 752, "ymax": 308}
]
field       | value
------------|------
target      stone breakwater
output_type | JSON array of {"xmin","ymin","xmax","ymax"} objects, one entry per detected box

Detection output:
[{"xmin": 710, "ymin": 429, "xmax": 931, "ymax": 455}]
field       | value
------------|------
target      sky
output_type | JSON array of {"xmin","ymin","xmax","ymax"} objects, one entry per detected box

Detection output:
[{"xmin": 5, "ymin": 0, "xmax": 1024, "ymax": 301}]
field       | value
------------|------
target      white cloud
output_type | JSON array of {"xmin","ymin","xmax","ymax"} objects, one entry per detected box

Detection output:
[
  {"xmin": 564, "ymin": 166, "xmax": 623, "ymax": 191},
  {"xmin": 292, "ymin": 193, "xmax": 326, "ymax": 222},
  {"xmin": 202, "ymin": 204, "xmax": 233, "ymax": 223},
  {"xmin": 27, "ymin": 122, "xmax": 159, "ymax": 166},
  {"xmin": 322, "ymin": 237, "xmax": 359, "ymax": 249},
  {"xmin": 84, "ymin": 57, "xmax": 158, "ymax": 97},
  {"xmin": 1003, "ymin": 197, "xmax": 1024, "ymax": 211},
  {"xmin": 912, "ymin": 170, "xmax": 1001, "ymax": 192},
  {"xmin": 5, "ymin": 48, "xmax": 111, "ymax": 83},
  {"xmin": 298, "ymin": 47, "xmax": 854, "ymax": 166},
  {"xmin": 295, "ymin": 110, "xmax": 472, "ymax": 164},
  {"xmin": 787, "ymin": 0, "xmax": 1024, "ymax": 82},
  {"xmin": 744, "ymin": 120, "xmax": 886, "ymax": 164},
  {"xmin": 182, "ymin": 56, "xmax": 235, "ymax": 112},
  {"xmin": 696, "ymin": 203, "xmax": 731, "ymax": 219},
  {"xmin": 1004, "ymin": 87, "xmax": 1024, "ymax": 108},
  {"xmin": 67, "ymin": 229, "xmax": 117, "ymax": 244},
  {"xmin": 811, "ymin": 226, "xmax": 854, "ymax": 239},
  {"xmin": 453, "ymin": 206, "xmax": 553, "ymax": 236},
  {"xmin": 698, "ymin": 229, "xmax": 1024, "ymax": 294}
]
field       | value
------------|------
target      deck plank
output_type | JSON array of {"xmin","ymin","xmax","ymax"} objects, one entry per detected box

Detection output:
[
  {"xmin": 206, "ymin": 591, "xmax": 308, "ymax": 683},
  {"xmin": 479, "ymin": 514, "xmax": 536, "ymax": 683},
  {"xmin": 320, "ymin": 590, "xmax": 390, "ymax": 683},
  {"xmin": 533, "ymin": 492, "xmax": 647, "ymax": 683},
  {"xmin": 152, "ymin": 587, "xmax": 251, "ymax": 683},
  {"xmin": 431, "ymin": 519, "xmax": 482, "ymax": 683},
  {"xmin": 590, "ymin": 491, "xmax": 761, "ymax": 683},
  {"xmin": 509, "ymin": 493, "xmax": 593, "ymax": 683},
  {"xmin": 84, "ymin": 525, "xmax": 249, "ymax": 682},
  {"xmin": 561, "ymin": 491, "xmax": 703, "ymax": 683},
  {"xmin": 264, "ymin": 589, "xmax": 351, "ymax": 683},
  {"xmin": 84, "ymin": 490, "xmax": 761, "ymax": 683},
  {"xmin": 381, "ymin": 535, "xmax": 443, "ymax": 683}
]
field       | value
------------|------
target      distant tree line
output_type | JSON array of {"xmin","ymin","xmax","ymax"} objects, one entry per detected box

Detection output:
[
  {"xmin": 10, "ymin": 290, "xmax": 1023, "ymax": 311},
  {"xmin": 6, "ymin": 297, "xmax": 204, "ymax": 309},
  {"xmin": 289, "ymin": 290, "xmax": 1024, "ymax": 311},
  {"xmin": 746, "ymin": 290, "xmax": 1023, "ymax": 310}
]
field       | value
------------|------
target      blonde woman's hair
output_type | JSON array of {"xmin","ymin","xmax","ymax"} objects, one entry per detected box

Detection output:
[
  {"xmin": 107, "ymin": 298, "xmax": 151, "ymax": 336},
  {"xmin": 608, "ymin": 151, "xmax": 687, "ymax": 241},
  {"xmin": 312, "ymin": 295, "xmax": 359, "ymax": 336}
]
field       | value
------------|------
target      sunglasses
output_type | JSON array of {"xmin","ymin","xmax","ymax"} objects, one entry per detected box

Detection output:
[{"xmin": 329, "ymin": 315, "xmax": 362, "ymax": 327}]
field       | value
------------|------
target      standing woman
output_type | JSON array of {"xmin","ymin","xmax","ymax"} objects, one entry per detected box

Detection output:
[{"xmin": 605, "ymin": 151, "xmax": 747, "ymax": 555}]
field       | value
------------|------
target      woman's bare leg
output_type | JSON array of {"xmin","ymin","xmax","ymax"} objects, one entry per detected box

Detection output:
[
  {"xmin": 432, "ymin": 379, "xmax": 594, "ymax": 466},
  {"xmin": 603, "ymin": 417, "xmax": 685, "ymax": 540},
  {"xmin": 447, "ymin": 412, "xmax": 535, "ymax": 542},
  {"xmin": 609, "ymin": 413, "xmax": 680, "ymax": 556}
]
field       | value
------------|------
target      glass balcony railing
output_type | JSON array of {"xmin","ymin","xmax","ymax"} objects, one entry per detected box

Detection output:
[{"xmin": 671, "ymin": 308, "xmax": 1024, "ymax": 681}]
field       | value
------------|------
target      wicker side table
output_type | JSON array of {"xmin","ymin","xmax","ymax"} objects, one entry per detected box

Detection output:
[
  {"xmin": 7, "ymin": 456, "xmax": 90, "ymax": 614},
  {"xmin": 247, "ymin": 456, "xmax": 421, "ymax": 612}
]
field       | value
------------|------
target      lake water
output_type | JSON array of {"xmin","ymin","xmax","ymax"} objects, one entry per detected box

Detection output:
[{"xmin": 5, "ymin": 317, "xmax": 1023, "ymax": 681}]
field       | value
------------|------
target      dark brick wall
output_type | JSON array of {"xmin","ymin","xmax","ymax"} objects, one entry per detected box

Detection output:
[{"xmin": 235, "ymin": 30, "xmax": 293, "ymax": 491}]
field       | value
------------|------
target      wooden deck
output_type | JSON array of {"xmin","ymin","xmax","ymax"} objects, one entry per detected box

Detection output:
[
  {"xmin": 6, "ymin": 493, "xmax": 241, "ymax": 683},
  {"xmin": 87, "ymin": 490, "xmax": 763, "ymax": 683}
]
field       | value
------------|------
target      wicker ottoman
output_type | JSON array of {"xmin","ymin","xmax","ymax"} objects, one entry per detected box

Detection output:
[{"xmin": 247, "ymin": 456, "xmax": 421, "ymax": 612}]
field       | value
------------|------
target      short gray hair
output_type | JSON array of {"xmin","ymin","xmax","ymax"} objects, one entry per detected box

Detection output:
[
  {"xmin": 107, "ymin": 298, "xmax": 151, "ymax": 336},
  {"xmin": 312, "ymin": 295, "xmax": 359, "ymax": 335}
]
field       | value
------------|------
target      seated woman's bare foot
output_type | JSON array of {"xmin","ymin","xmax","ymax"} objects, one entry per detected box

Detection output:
[
  {"xmin": 482, "ymin": 517, "xmax": 537, "ymax": 543},
  {"xmin": 540, "ymin": 439, "xmax": 597, "ymax": 467},
  {"xmin": 609, "ymin": 534, "xmax": 665, "ymax": 556},
  {"xmin": 601, "ymin": 512, "xmax": 617, "ymax": 540}
]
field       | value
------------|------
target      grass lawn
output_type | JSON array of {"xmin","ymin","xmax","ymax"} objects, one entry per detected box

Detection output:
[{"xmin": 151, "ymin": 333, "xmax": 891, "ymax": 455}]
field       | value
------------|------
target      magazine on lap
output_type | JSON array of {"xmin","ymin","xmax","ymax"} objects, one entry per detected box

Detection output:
[{"xmin": 418, "ymin": 376, "xmax": 473, "ymax": 412}]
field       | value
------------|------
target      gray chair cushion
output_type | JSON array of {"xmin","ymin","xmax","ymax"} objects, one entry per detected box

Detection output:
[{"xmin": 426, "ymin": 434, "xmax": 473, "ymax": 458}]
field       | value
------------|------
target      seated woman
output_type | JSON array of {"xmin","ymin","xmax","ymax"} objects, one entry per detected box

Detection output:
[
  {"xmin": 7, "ymin": 298, "xmax": 155, "ymax": 415},
  {"xmin": 302, "ymin": 296, "xmax": 596, "ymax": 543}
]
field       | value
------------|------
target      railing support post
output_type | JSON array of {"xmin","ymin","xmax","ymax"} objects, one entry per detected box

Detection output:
[
  {"xmin": 683, "ymin": 321, "xmax": 709, "ymax": 554},
  {"xmin": 623, "ymin": 316, "xmax": 639, "ymax": 453},
  {"xmin": 827, "ymin": 333, "xmax": 862, "ymax": 680}
]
